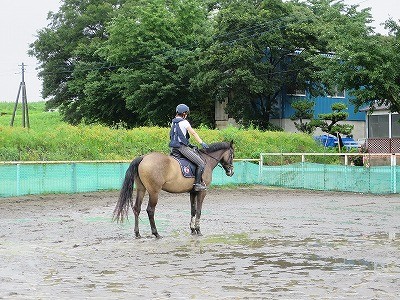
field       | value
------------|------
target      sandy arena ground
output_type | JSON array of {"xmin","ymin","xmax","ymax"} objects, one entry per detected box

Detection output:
[{"xmin": 0, "ymin": 187, "xmax": 399, "ymax": 299}]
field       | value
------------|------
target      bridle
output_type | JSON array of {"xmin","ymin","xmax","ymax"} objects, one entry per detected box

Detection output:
[
  {"xmin": 221, "ymin": 147, "xmax": 234, "ymax": 173},
  {"xmin": 202, "ymin": 146, "xmax": 234, "ymax": 174}
]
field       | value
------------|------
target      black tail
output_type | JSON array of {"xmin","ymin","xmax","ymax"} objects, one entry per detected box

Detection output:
[{"xmin": 113, "ymin": 156, "xmax": 143, "ymax": 223}]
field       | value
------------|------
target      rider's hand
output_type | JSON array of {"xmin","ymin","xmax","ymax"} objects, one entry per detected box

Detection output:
[{"xmin": 201, "ymin": 142, "xmax": 209, "ymax": 149}]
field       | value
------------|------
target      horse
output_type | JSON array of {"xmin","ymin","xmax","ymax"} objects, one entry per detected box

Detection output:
[{"xmin": 113, "ymin": 141, "xmax": 234, "ymax": 238}]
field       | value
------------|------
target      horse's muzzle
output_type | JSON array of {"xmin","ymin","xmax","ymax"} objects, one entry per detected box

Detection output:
[{"xmin": 226, "ymin": 167, "xmax": 234, "ymax": 177}]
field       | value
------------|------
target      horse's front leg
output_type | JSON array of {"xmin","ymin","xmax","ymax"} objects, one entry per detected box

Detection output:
[
  {"xmin": 190, "ymin": 192, "xmax": 197, "ymax": 235},
  {"xmin": 191, "ymin": 191, "xmax": 206, "ymax": 236}
]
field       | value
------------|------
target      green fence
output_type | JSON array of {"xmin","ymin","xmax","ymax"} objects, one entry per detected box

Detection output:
[
  {"xmin": 0, "ymin": 160, "xmax": 259, "ymax": 198},
  {"xmin": 260, "ymin": 162, "xmax": 399, "ymax": 194},
  {"xmin": 260, "ymin": 153, "xmax": 400, "ymax": 194},
  {"xmin": 1, "ymin": 153, "xmax": 399, "ymax": 197}
]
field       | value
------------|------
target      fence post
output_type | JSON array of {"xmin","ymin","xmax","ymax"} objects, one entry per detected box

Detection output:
[
  {"xmin": 72, "ymin": 163, "xmax": 77, "ymax": 193},
  {"xmin": 391, "ymin": 154, "xmax": 397, "ymax": 193},
  {"xmin": 16, "ymin": 163, "xmax": 21, "ymax": 196},
  {"xmin": 301, "ymin": 154, "xmax": 305, "ymax": 189},
  {"xmin": 96, "ymin": 162, "xmax": 100, "ymax": 191},
  {"xmin": 259, "ymin": 154, "xmax": 263, "ymax": 184}
]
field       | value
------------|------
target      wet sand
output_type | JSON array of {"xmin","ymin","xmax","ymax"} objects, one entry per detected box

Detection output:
[{"xmin": 0, "ymin": 187, "xmax": 399, "ymax": 299}]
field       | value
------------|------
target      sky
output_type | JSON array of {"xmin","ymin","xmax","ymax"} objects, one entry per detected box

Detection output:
[{"xmin": 0, "ymin": 0, "xmax": 399, "ymax": 103}]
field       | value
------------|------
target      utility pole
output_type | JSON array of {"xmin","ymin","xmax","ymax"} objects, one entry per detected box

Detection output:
[{"xmin": 10, "ymin": 63, "xmax": 30, "ymax": 128}]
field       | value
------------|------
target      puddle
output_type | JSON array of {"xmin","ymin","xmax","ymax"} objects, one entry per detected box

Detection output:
[{"xmin": 1, "ymin": 189, "xmax": 399, "ymax": 299}]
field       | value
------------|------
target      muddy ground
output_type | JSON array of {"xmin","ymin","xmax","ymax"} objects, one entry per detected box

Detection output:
[{"xmin": 0, "ymin": 187, "xmax": 399, "ymax": 299}]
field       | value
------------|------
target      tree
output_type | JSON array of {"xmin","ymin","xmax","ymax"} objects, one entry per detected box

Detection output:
[
  {"xmin": 29, "ymin": 0, "xmax": 131, "ymax": 125},
  {"xmin": 30, "ymin": 0, "xmax": 214, "ymax": 127},
  {"xmin": 191, "ymin": 0, "xmax": 372, "ymax": 130},
  {"xmin": 290, "ymin": 100, "xmax": 318, "ymax": 134},
  {"xmin": 97, "ymin": 0, "xmax": 214, "ymax": 127},
  {"xmin": 316, "ymin": 102, "xmax": 353, "ymax": 136},
  {"xmin": 290, "ymin": 100, "xmax": 353, "ymax": 137},
  {"xmin": 337, "ymin": 32, "xmax": 400, "ymax": 114},
  {"xmin": 30, "ymin": 0, "xmax": 399, "ymax": 129},
  {"xmin": 308, "ymin": 0, "xmax": 400, "ymax": 114},
  {"xmin": 192, "ymin": 0, "xmax": 312, "ymax": 129}
]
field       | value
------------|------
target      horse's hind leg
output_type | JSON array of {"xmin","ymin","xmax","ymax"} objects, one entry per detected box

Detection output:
[
  {"xmin": 146, "ymin": 191, "xmax": 161, "ymax": 238},
  {"xmin": 133, "ymin": 180, "xmax": 146, "ymax": 238},
  {"xmin": 133, "ymin": 189, "xmax": 145, "ymax": 238}
]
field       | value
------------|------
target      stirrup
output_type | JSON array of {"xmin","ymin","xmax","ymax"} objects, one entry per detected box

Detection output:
[{"xmin": 193, "ymin": 183, "xmax": 207, "ymax": 191}]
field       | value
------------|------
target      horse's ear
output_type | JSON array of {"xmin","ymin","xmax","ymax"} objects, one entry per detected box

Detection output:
[{"xmin": 230, "ymin": 140, "xmax": 234, "ymax": 146}]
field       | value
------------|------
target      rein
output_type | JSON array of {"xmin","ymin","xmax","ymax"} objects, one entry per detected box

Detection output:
[
  {"xmin": 200, "ymin": 147, "xmax": 233, "ymax": 170},
  {"xmin": 200, "ymin": 150, "xmax": 219, "ymax": 162}
]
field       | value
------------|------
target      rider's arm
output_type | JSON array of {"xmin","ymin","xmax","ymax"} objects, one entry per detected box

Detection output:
[{"xmin": 187, "ymin": 125, "xmax": 204, "ymax": 145}]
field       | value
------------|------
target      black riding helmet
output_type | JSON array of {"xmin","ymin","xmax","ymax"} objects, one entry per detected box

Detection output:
[{"xmin": 176, "ymin": 104, "xmax": 189, "ymax": 114}]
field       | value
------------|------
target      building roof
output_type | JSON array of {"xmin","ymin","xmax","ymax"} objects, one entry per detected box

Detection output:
[{"xmin": 359, "ymin": 101, "xmax": 390, "ymax": 112}]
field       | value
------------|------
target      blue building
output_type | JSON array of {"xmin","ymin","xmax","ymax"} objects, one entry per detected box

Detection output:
[
  {"xmin": 215, "ymin": 85, "xmax": 400, "ymax": 152},
  {"xmin": 215, "ymin": 49, "xmax": 367, "ymax": 141},
  {"xmin": 215, "ymin": 89, "xmax": 366, "ymax": 141},
  {"xmin": 270, "ymin": 89, "xmax": 366, "ymax": 141}
]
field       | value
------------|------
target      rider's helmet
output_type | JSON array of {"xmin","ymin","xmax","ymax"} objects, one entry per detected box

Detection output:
[{"xmin": 176, "ymin": 104, "xmax": 190, "ymax": 114}]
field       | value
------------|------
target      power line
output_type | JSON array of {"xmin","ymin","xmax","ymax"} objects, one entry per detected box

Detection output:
[
  {"xmin": 34, "ymin": 16, "xmax": 317, "ymax": 78},
  {"xmin": 3, "ymin": 7, "xmax": 355, "ymax": 80}
]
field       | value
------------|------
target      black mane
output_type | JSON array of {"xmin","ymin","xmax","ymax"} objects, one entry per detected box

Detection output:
[{"xmin": 202, "ymin": 142, "xmax": 231, "ymax": 153}]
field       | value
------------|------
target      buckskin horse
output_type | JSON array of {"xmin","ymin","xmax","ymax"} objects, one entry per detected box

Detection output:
[{"xmin": 113, "ymin": 141, "xmax": 234, "ymax": 238}]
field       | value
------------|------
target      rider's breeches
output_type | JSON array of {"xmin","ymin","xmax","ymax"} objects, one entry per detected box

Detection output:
[{"xmin": 177, "ymin": 145, "xmax": 205, "ymax": 171}]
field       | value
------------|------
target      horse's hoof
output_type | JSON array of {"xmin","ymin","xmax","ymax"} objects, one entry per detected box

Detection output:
[
  {"xmin": 195, "ymin": 229, "xmax": 202, "ymax": 236},
  {"xmin": 191, "ymin": 228, "xmax": 196, "ymax": 235},
  {"xmin": 154, "ymin": 233, "xmax": 162, "ymax": 239},
  {"xmin": 135, "ymin": 233, "xmax": 141, "ymax": 239}
]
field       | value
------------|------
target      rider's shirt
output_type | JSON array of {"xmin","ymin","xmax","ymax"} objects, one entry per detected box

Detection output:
[{"xmin": 169, "ymin": 117, "xmax": 191, "ymax": 147}]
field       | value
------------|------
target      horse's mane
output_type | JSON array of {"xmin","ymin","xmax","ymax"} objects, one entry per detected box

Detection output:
[{"xmin": 201, "ymin": 142, "xmax": 231, "ymax": 153}]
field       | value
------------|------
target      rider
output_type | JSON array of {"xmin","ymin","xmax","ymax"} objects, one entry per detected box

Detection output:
[{"xmin": 169, "ymin": 104, "xmax": 209, "ymax": 192}]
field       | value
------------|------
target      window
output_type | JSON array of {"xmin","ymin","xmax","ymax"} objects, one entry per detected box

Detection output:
[
  {"xmin": 391, "ymin": 114, "xmax": 400, "ymax": 137},
  {"xmin": 368, "ymin": 115, "xmax": 389, "ymax": 138},
  {"xmin": 329, "ymin": 88, "xmax": 345, "ymax": 98},
  {"xmin": 326, "ymin": 86, "xmax": 345, "ymax": 98}
]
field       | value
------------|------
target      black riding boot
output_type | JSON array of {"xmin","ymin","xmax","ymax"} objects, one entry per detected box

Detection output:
[{"xmin": 193, "ymin": 167, "xmax": 206, "ymax": 191}]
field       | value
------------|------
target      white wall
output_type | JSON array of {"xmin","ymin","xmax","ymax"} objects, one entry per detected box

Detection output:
[{"xmin": 271, "ymin": 118, "xmax": 366, "ymax": 141}]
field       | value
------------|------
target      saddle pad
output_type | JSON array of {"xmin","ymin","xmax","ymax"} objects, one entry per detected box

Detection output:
[{"xmin": 172, "ymin": 157, "xmax": 196, "ymax": 178}]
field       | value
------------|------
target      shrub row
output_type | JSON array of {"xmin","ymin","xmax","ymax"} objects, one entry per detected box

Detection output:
[
  {"xmin": 0, "ymin": 123, "xmax": 328, "ymax": 161},
  {"xmin": 0, "ymin": 102, "xmax": 327, "ymax": 161}
]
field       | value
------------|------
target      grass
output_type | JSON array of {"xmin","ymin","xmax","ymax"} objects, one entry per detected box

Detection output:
[
  {"xmin": 0, "ymin": 101, "xmax": 332, "ymax": 162},
  {"xmin": 0, "ymin": 101, "xmax": 62, "ymax": 129}
]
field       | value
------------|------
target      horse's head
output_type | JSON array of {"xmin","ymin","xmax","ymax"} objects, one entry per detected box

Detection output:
[
  {"xmin": 220, "ymin": 140, "xmax": 234, "ymax": 177},
  {"xmin": 201, "ymin": 141, "xmax": 235, "ymax": 176}
]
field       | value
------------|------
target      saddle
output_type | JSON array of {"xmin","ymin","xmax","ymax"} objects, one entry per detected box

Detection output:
[{"xmin": 170, "ymin": 149, "xmax": 196, "ymax": 178}]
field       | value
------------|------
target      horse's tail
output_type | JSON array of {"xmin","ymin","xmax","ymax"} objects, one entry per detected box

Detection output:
[{"xmin": 113, "ymin": 156, "xmax": 144, "ymax": 223}]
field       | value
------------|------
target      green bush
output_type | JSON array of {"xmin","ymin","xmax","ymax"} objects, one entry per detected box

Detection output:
[{"xmin": 0, "ymin": 102, "xmax": 327, "ymax": 161}]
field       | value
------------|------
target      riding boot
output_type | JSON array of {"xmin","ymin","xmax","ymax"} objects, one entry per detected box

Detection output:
[{"xmin": 193, "ymin": 167, "xmax": 206, "ymax": 191}]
